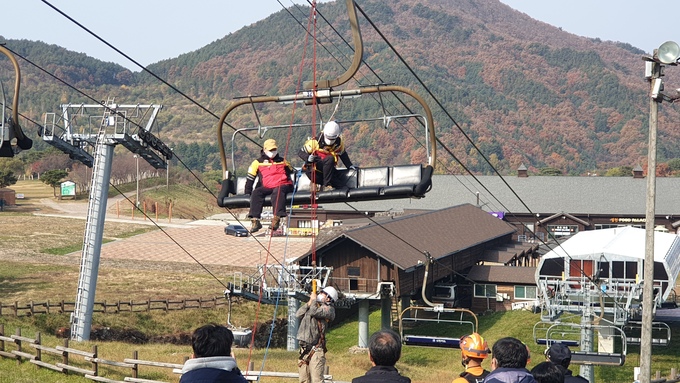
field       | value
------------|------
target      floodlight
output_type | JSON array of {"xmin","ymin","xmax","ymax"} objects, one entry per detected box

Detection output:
[{"xmin": 658, "ymin": 41, "xmax": 680, "ymax": 64}]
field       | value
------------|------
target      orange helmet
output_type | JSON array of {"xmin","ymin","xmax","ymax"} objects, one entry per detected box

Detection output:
[{"xmin": 460, "ymin": 333, "xmax": 490, "ymax": 360}]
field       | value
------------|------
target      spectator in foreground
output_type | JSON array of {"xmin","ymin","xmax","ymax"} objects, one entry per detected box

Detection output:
[
  {"xmin": 484, "ymin": 337, "xmax": 537, "ymax": 383},
  {"xmin": 452, "ymin": 333, "xmax": 490, "ymax": 383},
  {"xmin": 531, "ymin": 361, "xmax": 564, "ymax": 383},
  {"xmin": 179, "ymin": 323, "xmax": 247, "ymax": 383},
  {"xmin": 545, "ymin": 343, "xmax": 588, "ymax": 383},
  {"xmin": 352, "ymin": 329, "xmax": 411, "ymax": 383}
]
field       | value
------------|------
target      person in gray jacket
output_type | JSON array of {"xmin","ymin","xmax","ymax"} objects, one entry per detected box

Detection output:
[{"xmin": 296, "ymin": 286, "xmax": 337, "ymax": 383}]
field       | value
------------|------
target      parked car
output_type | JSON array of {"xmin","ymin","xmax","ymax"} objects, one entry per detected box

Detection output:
[
  {"xmin": 225, "ymin": 224, "xmax": 249, "ymax": 237},
  {"xmin": 431, "ymin": 283, "xmax": 458, "ymax": 307},
  {"xmin": 261, "ymin": 211, "xmax": 274, "ymax": 220}
]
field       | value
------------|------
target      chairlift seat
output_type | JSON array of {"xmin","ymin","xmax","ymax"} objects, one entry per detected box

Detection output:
[
  {"xmin": 570, "ymin": 351, "xmax": 625, "ymax": 366},
  {"xmin": 535, "ymin": 339, "xmax": 579, "ymax": 347},
  {"xmin": 217, "ymin": 164, "xmax": 433, "ymax": 208},
  {"xmin": 403, "ymin": 335, "xmax": 461, "ymax": 348}
]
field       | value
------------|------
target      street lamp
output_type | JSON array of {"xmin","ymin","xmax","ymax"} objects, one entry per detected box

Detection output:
[
  {"xmin": 134, "ymin": 154, "xmax": 139, "ymax": 207},
  {"xmin": 640, "ymin": 40, "xmax": 680, "ymax": 383}
]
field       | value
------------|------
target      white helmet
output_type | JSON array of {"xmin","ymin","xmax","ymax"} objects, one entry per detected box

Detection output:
[
  {"xmin": 322, "ymin": 286, "xmax": 338, "ymax": 302},
  {"xmin": 323, "ymin": 121, "xmax": 341, "ymax": 143}
]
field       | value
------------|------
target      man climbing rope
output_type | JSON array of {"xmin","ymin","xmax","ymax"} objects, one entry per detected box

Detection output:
[{"xmin": 296, "ymin": 286, "xmax": 337, "ymax": 383}]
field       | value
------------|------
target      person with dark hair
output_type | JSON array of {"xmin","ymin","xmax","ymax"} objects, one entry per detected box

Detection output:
[
  {"xmin": 352, "ymin": 330, "xmax": 410, "ymax": 383},
  {"xmin": 452, "ymin": 333, "xmax": 490, "ymax": 383},
  {"xmin": 531, "ymin": 361, "xmax": 565, "ymax": 383},
  {"xmin": 545, "ymin": 343, "xmax": 588, "ymax": 383},
  {"xmin": 179, "ymin": 324, "xmax": 247, "ymax": 383},
  {"xmin": 484, "ymin": 337, "xmax": 537, "ymax": 383}
]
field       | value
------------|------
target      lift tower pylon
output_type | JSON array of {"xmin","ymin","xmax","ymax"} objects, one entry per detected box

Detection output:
[{"xmin": 43, "ymin": 99, "xmax": 170, "ymax": 341}]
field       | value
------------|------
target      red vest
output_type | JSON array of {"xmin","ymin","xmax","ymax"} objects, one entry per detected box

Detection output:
[{"xmin": 258, "ymin": 162, "xmax": 292, "ymax": 189}]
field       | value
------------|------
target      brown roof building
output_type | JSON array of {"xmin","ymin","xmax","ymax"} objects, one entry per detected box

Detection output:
[{"xmin": 294, "ymin": 203, "xmax": 526, "ymax": 301}]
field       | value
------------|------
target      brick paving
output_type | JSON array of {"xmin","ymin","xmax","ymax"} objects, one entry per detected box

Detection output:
[
  {"xmin": 99, "ymin": 224, "xmax": 313, "ymax": 267},
  {"xmin": 39, "ymin": 197, "xmax": 313, "ymax": 268}
]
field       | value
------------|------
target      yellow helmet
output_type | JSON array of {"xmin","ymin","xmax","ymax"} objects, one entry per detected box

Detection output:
[{"xmin": 460, "ymin": 333, "xmax": 489, "ymax": 360}]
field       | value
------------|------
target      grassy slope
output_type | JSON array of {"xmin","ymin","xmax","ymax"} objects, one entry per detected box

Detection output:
[{"xmin": 2, "ymin": 180, "xmax": 679, "ymax": 382}]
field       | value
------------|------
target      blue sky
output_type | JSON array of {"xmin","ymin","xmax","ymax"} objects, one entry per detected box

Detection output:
[{"xmin": 3, "ymin": 0, "xmax": 680, "ymax": 71}]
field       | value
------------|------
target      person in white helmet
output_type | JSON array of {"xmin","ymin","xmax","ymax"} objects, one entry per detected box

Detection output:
[
  {"xmin": 298, "ymin": 120, "xmax": 357, "ymax": 192},
  {"xmin": 296, "ymin": 286, "xmax": 337, "ymax": 383}
]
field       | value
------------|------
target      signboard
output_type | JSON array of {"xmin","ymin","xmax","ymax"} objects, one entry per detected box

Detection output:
[
  {"xmin": 60, "ymin": 181, "xmax": 76, "ymax": 197},
  {"xmin": 547, "ymin": 224, "xmax": 577, "ymax": 237}
]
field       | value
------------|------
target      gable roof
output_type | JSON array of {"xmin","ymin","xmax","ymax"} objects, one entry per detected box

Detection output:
[
  {"xmin": 299, "ymin": 203, "xmax": 516, "ymax": 270},
  {"xmin": 321, "ymin": 175, "xmax": 680, "ymax": 216}
]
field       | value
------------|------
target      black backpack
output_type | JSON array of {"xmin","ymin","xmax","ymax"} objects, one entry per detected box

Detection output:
[{"xmin": 460, "ymin": 370, "xmax": 490, "ymax": 383}]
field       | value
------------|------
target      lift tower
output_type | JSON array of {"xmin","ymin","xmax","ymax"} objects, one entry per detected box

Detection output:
[{"xmin": 42, "ymin": 99, "xmax": 172, "ymax": 341}]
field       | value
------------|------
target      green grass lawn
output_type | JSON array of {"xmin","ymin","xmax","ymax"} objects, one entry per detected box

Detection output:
[{"xmin": 2, "ymin": 307, "xmax": 679, "ymax": 383}]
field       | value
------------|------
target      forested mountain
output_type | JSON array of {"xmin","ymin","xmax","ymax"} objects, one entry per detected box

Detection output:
[{"xmin": 3, "ymin": 0, "xmax": 680, "ymax": 176}]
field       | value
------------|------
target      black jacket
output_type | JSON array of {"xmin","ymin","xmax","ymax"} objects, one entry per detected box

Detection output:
[
  {"xmin": 351, "ymin": 365, "xmax": 411, "ymax": 383},
  {"xmin": 558, "ymin": 366, "xmax": 589, "ymax": 383}
]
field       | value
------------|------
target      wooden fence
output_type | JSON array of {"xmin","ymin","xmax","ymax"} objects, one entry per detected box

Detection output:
[
  {"xmin": 0, "ymin": 296, "xmax": 227, "ymax": 317},
  {"xmin": 0, "ymin": 324, "xmax": 342, "ymax": 383}
]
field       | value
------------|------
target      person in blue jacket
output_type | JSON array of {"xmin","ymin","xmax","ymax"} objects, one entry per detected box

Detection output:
[
  {"xmin": 179, "ymin": 324, "xmax": 247, "ymax": 383},
  {"xmin": 484, "ymin": 337, "xmax": 537, "ymax": 383}
]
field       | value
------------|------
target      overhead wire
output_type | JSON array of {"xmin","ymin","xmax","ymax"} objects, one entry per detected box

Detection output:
[
  {"xmin": 280, "ymin": 1, "xmax": 623, "ymax": 313},
  {"xmin": 21, "ymin": 0, "xmax": 627, "ymax": 327}
]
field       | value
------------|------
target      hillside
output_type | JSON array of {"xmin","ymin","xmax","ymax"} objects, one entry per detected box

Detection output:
[{"xmin": 2, "ymin": 0, "xmax": 680, "ymax": 175}]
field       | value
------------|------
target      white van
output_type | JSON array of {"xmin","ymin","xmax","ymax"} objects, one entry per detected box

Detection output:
[{"xmin": 431, "ymin": 283, "xmax": 458, "ymax": 307}]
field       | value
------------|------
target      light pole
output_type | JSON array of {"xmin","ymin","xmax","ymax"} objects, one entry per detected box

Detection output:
[
  {"xmin": 640, "ymin": 41, "xmax": 680, "ymax": 383},
  {"xmin": 134, "ymin": 154, "xmax": 139, "ymax": 207}
]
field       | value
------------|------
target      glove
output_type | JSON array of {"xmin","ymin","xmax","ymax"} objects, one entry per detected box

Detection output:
[
  {"xmin": 349, "ymin": 165, "xmax": 358, "ymax": 171},
  {"xmin": 307, "ymin": 154, "xmax": 318, "ymax": 163}
]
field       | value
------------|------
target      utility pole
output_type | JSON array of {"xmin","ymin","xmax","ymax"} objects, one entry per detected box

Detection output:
[
  {"xmin": 640, "ymin": 41, "xmax": 680, "ymax": 383},
  {"xmin": 134, "ymin": 154, "xmax": 140, "ymax": 206}
]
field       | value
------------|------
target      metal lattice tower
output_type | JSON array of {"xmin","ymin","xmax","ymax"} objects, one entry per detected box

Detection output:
[{"xmin": 43, "ymin": 98, "xmax": 171, "ymax": 341}]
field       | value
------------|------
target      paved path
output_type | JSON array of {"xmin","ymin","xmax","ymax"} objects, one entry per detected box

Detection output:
[{"xmin": 36, "ymin": 197, "xmax": 312, "ymax": 268}]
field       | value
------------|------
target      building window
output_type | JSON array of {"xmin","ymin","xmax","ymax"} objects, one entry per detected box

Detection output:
[
  {"xmin": 349, "ymin": 279, "xmax": 358, "ymax": 291},
  {"xmin": 347, "ymin": 267, "xmax": 360, "ymax": 277},
  {"xmin": 474, "ymin": 284, "xmax": 497, "ymax": 298},
  {"xmin": 298, "ymin": 220, "xmax": 312, "ymax": 228},
  {"xmin": 514, "ymin": 285, "xmax": 537, "ymax": 300}
]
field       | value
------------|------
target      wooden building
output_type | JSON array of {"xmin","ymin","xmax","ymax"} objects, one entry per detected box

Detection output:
[{"xmin": 293, "ymin": 203, "xmax": 536, "ymax": 307}]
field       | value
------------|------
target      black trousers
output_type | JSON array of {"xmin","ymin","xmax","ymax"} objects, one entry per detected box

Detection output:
[
  {"xmin": 304, "ymin": 156, "xmax": 337, "ymax": 187},
  {"xmin": 248, "ymin": 184, "xmax": 294, "ymax": 218}
]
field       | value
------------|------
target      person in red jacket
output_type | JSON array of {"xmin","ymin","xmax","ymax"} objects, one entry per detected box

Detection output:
[{"xmin": 245, "ymin": 139, "xmax": 294, "ymax": 233}]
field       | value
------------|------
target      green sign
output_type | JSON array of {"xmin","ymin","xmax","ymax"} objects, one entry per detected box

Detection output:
[{"xmin": 61, "ymin": 181, "xmax": 76, "ymax": 196}]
